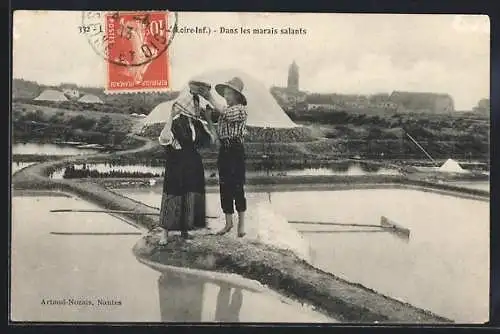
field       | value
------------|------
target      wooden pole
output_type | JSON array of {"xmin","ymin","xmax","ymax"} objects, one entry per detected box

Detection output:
[
  {"xmin": 289, "ymin": 221, "xmax": 388, "ymax": 229},
  {"xmin": 50, "ymin": 209, "xmax": 218, "ymax": 219},
  {"xmin": 50, "ymin": 209, "xmax": 161, "ymax": 215},
  {"xmin": 405, "ymin": 132, "xmax": 439, "ymax": 167},
  {"xmin": 289, "ymin": 216, "xmax": 410, "ymax": 239}
]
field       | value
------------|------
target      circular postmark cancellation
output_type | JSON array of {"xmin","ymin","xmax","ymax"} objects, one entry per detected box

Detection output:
[{"xmin": 82, "ymin": 11, "xmax": 178, "ymax": 68}]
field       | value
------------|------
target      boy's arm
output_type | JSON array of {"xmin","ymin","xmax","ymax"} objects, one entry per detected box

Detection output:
[
  {"xmin": 201, "ymin": 90, "xmax": 246, "ymax": 121},
  {"xmin": 222, "ymin": 105, "xmax": 248, "ymax": 122},
  {"xmin": 205, "ymin": 93, "xmax": 226, "ymax": 114}
]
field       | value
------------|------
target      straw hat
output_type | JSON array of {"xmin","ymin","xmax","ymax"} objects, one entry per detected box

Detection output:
[{"xmin": 215, "ymin": 77, "xmax": 247, "ymax": 106}]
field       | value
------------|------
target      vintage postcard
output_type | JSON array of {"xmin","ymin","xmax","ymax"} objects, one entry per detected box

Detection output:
[{"xmin": 11, "ymin": 11, "xmax": 490, "ymax": 324}]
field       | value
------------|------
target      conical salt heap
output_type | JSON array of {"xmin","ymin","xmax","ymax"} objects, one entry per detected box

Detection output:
[
  {"xmin": 438, "ymin": 158, "xmax": 468, "ymax": 173},
  {"xmin": 140, "ymin": 68, "xmax": 299, "ymax": 129}
]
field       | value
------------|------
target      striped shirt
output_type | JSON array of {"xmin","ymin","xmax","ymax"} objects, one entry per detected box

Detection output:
[{"xmin": 216, "ymin": 104, "xmax": 248, "ymax": 140}]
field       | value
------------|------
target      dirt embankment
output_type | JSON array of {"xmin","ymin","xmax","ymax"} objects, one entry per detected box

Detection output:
[
  {"xmin": 133, "ymin": 233, "xmax": 452, "ymax": 323},
  {"xmin": 12, "ymin": 135, "xmax": 162, "ymax": 229}
]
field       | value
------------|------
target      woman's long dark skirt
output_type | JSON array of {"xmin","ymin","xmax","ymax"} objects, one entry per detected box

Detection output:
[{"xmin": 159, "ymin": 147, "xmax": 207, "ymax": 231}]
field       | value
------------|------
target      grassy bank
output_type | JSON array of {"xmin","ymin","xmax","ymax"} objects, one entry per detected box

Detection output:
[
  {"xmin": 288, "ymin": 108, "xmax": 489, "ymax": 160},
  {"xmin": 12, "ymin": 99, "xmax": 490, "ymax": 161},
  {"xmin": 12, "ymin": 102, "xmax": 144, "ymax": 149}
]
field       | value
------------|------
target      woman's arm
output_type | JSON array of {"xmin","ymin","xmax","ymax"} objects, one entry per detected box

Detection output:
[
  {"xmin": 158, "ymin": 109, "xmax": 174, "ymax": 146},
  {"xmin": 158, "ymin": 103, "xmax": 183, "ymax": 146}
]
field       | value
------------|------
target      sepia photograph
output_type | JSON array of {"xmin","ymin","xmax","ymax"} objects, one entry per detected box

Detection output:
[{"xmin": 10, "ymin": 11, "xmax": 490, "ymax": 324}]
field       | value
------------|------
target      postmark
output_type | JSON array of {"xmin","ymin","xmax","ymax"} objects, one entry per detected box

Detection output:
[{"xmin": 81, "ymin": 11, "xmax": 178, "ymax": 93}]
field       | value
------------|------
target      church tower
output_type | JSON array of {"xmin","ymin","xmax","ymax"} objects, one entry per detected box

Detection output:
[{"xmin": 287, "ymin": 61, "xmax": 299, "ymax": 92}]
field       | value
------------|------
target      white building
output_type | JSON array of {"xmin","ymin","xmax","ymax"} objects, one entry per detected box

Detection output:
[
  {"xmin": 78, "ymin": 94, "xmax": 104, "ymax": 104},
  {"xmin": 63, "ymin": 88, "xmax": 80, "ymax": 99},
  {"xmin": 34, "ymin": 89, "xmax": 69, "ymax": 102}
]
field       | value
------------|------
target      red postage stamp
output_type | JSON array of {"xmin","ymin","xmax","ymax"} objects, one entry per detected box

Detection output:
[{"xmin": 103, "ymin": 11, "xmax": 172, "ymax": 93}]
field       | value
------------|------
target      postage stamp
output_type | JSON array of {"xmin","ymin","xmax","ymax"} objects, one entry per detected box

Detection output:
[{"xmin": 82, "ymin": 11, "xmax": 176, "ymax": 94}]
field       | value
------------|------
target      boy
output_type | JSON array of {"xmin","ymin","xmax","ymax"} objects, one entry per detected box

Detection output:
[{"xmin": 202, "ymin": 77, "xmax": 248, "ymax": 237}]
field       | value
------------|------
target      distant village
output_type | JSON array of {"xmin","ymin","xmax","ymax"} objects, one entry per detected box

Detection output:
[
  {"xmin": 271, "ymin": 61, "xmax": 489, "ymax": 114},
  {"xmin": 13, "ymin": 62, "xmax": 489, "ymax": 115}
]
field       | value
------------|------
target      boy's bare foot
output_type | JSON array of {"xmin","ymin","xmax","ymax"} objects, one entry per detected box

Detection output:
[{"xmin": 216, "ymin": 224, "xmax": 233, "ymax": 235}]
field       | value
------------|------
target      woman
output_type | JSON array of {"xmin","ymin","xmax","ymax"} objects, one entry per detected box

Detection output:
[
  {"xmin": 202, "ymin": 77, "xmax": 249, "ymax": 237},
  {"xmin": 157, "ymin": 93, "xmax": 213, "ymax": 246}
]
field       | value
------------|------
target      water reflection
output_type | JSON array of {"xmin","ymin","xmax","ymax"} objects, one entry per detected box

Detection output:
[
  {"xmin": 156, "ymin": 268, "xmax": 334, "ymax": 322},
  {"xmin": 57, "ymin": 164, "xmax": 165, "ymax": 179},
  {"xmin": 12, "ymin": 142, "xmax": 100, "ymax": 156},
  {"xmin": 157, "ymin": 271, "xmax": 245, "ymax": 322},
  {"xmin": 158, "ymin": 272, "xmax": 205, "ymax": 322},
  {"xmin": 284, "ymin": 164, "xmax": 398, "ymax": 177},
  {"xmin": 48, "ymin": 161, "xmax": 400, "ymax": 179},
  {"xmin": 214, "ymin": 285, "xmax": 243, "ymax": 322}
]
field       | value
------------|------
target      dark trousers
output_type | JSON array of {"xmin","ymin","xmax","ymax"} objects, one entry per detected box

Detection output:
[{"xmin": 217, "ymin": 141, "xmax": 247, "ymax": 214}]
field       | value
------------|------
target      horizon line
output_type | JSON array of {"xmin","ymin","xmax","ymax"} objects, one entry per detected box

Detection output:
[{"xmin": 13, "ymin": 77, "xmax": 484, "ymax": 101}]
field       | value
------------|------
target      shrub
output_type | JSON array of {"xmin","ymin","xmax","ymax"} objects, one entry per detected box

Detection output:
[
  {"xmin": 68, "ymin": 115, "xmax": 96, "ymax": 131},
  {"xmin": 138, "ymin": 123, "xmax": 316, "ymax": 143}
]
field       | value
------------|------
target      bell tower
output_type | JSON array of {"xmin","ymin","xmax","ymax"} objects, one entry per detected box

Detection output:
[{"xmin": 287, "ymin": 60, "xmax": 299, "ymax": 92}]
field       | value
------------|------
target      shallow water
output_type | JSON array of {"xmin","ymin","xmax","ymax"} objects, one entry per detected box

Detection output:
[
  {"xmin": 12, "ymin": 142, "xmax": 99, "ymax": 156},
  {"xmin": 285, "ymin": 165, "xmax": 399, "ymax": 176},
  {"xmin": 35, "ymin": 161, "xmax": 401, "ymax": 179},
  {"xmin": 10, "ymin": 193, "xmax": 336, "ymax": 322},
  {"xmin": 268, "ymin": 190, "xmax": 489, "ymax": 323},
  {"xmin": 11, "ymin": 161, "xmax": 37, "ymax": 175},
  {"xmin": 119, "ymin": 187, "xmax": 489, "ymax": 323}
]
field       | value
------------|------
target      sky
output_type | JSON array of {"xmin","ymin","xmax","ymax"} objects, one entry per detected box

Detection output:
[{"xmin": 12, "ymin": 11, "xmax": 490, "ymax": 110}]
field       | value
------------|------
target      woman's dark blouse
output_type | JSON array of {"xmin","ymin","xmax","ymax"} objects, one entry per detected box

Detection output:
[
  {"xmin": 170, "ymin": 114, "xmax": 211, "ymax": 150},
  {"xmin": 163, "ymin": 114, "xmax": 208, "ymax": 195}
]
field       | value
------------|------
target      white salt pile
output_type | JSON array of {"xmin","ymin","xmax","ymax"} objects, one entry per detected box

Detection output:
[
  {"xmin": 246, "ymin": 201, "xmax": 314, "ymax": 263},
  {"xmin": 208, "ymin": 200, "xmax": 313, "ymax": 263},
  {"xmin": 438, "ymin": 158, "xmax": 468, "ymax": 174}
]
